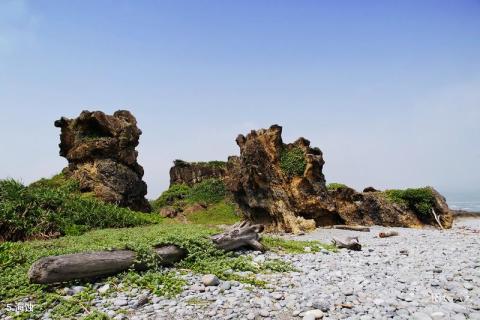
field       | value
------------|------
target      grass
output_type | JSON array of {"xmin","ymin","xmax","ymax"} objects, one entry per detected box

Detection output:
[
  {"xmin": 1, "ymin": 222, "xmax": 329, "ymax": 319},
  {"xmin": 384, "ymin": 187, "xmax": 436, "ymax": 217},
  {"xmin": 152, "ymin": 178, "xmax": 227, "ymax": 211},
  {"xmin": 279, "ymin": 146, "xmax": 306, "ymax": 177},
  {"xmin": 261, "ymin": 236, "xmax": 337, "ymax": 254},
  {"xmin": 327, "ymin": 182, "xmax": 348, "ymax": 191},
  {"xmin": 185, "ymin": 201, "xmax": 240, "ymax": 225},
  {"xmin": 0, "ymin": 177, "xmax": 160, "ymax": 241},
  {"xmin": 151, "ymin": 184, "xmax": 191, "ymax": 209},
  {"xmin": 0, "ymin": 172, "xmax": 335, "ymax": 319},
  {"xmin": 152, "ymin": 179, "xmax": 239, "ymax": 226}
]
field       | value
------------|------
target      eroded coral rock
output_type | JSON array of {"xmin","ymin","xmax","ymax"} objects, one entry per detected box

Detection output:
[
  {"xmin": 225, "ymin": 125, "xmax": 334, "ymax": 233},
  {"xmin": 226, "ymin": 125, "xmax": 453, "ymax": 232},
  {"xmin": 169, "ymin": 160, "xmax": 227, "ymax": 186},
  {"xmin": 54, "ymin": 110, "xmax": 151, "ymax": 212}
]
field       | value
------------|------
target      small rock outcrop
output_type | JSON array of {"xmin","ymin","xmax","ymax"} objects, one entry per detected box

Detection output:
[
  {"xmin": 226, "ymin": 125, "xmax": 453, "ymax": 233},
  {"xmin": 54, "ymin": 110, "xmax": 151, "ymax": 212},
  {"xmin": 330, "ymin": 186, "xmax": 453, "ymax": 229},
  {"xmin": 169, "ymin": 160, "xmax": 227, "ymax": 186}
]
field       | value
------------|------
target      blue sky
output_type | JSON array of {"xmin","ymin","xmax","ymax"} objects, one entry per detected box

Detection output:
[{"xmin": 0, "ymin": 0, "xmax": 479, "ymax": 200}]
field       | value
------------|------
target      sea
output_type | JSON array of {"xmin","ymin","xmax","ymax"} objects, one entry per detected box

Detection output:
[
  {"xmin": 448, "ymin": 201, "xmax": 480, "ymax": 212},
  {"xmin": 445, "ymin": 191, "xmax": 480, "ymax": 212}
]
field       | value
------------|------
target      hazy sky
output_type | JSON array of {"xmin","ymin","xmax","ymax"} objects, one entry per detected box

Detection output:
[{"xmin": 1, "ymin": 0, "xmax": 479, "ymax": 201}]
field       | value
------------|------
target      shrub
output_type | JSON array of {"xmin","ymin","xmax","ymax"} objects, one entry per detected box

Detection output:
[
  {"xmin": 327, "ymin": 182, "xmax": 348, "ymax": 191},
  {"xmin": 189, "ymin": 179, "xmax": 226, "ymax": 204},
  {"xmin": 384, "ymin": 187, "xmax": 435, "ymax": 216},
  {"xmin": 151, "ymin": 184, "xmax": 191, "ymax": 209},
  {"xmin": 153, "ymin": 179, "xmax": 226, "ymax": 210},
  {"xmin": 280, "ymin": 146, "xmax": 306, "ymax": 177},
  {"xmin": 0, "ymin": 178, "xmax": 156, "ymax": 242}
]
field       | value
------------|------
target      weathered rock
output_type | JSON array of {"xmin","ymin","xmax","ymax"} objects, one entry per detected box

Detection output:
[
  {"xmin": 169, "ymin": 160, "xmax": 227, "ymax": 186},
  {"xmin": 225, "ymin": 125, "xmax": 334, "ymax": 233},
  {"xmin": 202, "ymin": 274, "xmax": 220, "ymax": 286},
  {"xmin": 159, "ymin": 206, "xmax": 179, "ymax": 218},
  {"xmin": 183, "ymin": 202, "xmax": 207, "ymax": 214},
  {"xmin": 226, "ymin": 124, "xmax": 453, "ymax": 232},
  {"xmin": 363, "ymin": 186, "xmax": 379, "ymax": 193},
  {"xmin": 331, "ymin": 186, "xmax": 453, "ymax": 228},
  {"xmin": 54, "ymin": 110, "xmax": 151, "ymax": 212}
]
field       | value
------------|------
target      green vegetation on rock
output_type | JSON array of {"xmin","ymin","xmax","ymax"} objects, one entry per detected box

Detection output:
[
  {"xmin": 279, "ymin": 146, "xmax": 307, "ymax": 177},
  {"xmin": 152, "ymin": 178, "xmax": 227, "ymax": 210},
  {"xmin": 327, "ymin": 182, "xmax": 348, "ymax": 191},
  {"xmin": 189, "ymin": 178, "xmax": 226, "ymax": 204},
  {"xmin": 0, "ymin": 221, "xmax": 319, "ymax": 318},
  {"xmin": 384, "ymin": 187, "xmax": 435, "ymax": 216},
  {"xmin": 0, "ymin": 177, "xmax": 159, "ymax": 241},
  {"xmin": 195, "ymin": 160, "xmax": 227, "ymax": 169}
]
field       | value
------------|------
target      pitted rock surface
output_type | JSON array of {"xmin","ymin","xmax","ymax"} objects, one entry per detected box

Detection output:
[{"xmin": 54, "ymin": 110, "xmax": 151, "ymax": 212}]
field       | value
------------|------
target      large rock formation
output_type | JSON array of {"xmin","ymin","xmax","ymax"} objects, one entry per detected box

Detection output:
[
  {"xmin": 225, "ymin": 125, "xmax": 336, "ymax": 233},
  {"xmin": 169, "ymin": 160, "xmax": 227, "ymax": 186},
  {"xmin": 54, "ymin": 110, "xmax": 151, "ymax": 212},
  {"xmin": 226, "ymin": 125, "xmax": 453, "ymax": 233}
]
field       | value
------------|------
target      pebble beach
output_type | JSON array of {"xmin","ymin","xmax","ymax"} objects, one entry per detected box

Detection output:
[{"xmin": 38, "ymin": 218, "xmax": 480, "ymax": 320}]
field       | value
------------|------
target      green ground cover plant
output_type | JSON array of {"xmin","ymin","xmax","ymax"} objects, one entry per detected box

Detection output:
[
  {"xmin": 279, "ymin": 146, "xmax": 307, "ymax": 177},
  {"xmin": 261, "ymin": 236, "xmax": 337, "ymax": 253},
  {"xmin": 185, "ymin": 201, "xmax": 240, "ymax": 225},
  {"xmin": 152, "ymin": 178, "xmax": 227, "ymax": 210},
  {"xmin": 0, "ymin": 221, "xmax": 331, "ymax": 319}
]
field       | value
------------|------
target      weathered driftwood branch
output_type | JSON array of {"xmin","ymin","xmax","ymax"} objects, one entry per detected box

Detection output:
[
  {"xmin": 331, "ymin": 236, "xmax": 362, "ymax": 251},
  {"xmin": 211, "ymin": 220, "xmax": 265, "ymax": 251},
  {"xmin": 379, "ymin": 230, "xmax": 399, "ymax": 238},
  {"xmin": 332, "ymin": 225, "xmax": 370, "ymax": 232},
  {"xmin": 28, "ymin": 221, "xmax": 264, "ymax": 284},
  {"xmin": 431, "ymin": 208, "xmax": 444, "ymax": 230}
]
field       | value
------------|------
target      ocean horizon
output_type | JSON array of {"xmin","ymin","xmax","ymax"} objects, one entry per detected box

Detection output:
[{"xmin": 448, "ymin": 200, "xmax": 480, "ymax": 212}]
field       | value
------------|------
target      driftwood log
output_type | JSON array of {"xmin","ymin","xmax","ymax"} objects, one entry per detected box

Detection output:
[
  {"xmin": 332, "ymin": 236, "xmax": 362, "ymax": 251},
  {"xmin": 28, "ymin": 221, "xmax": 264, "ymax": 284},
  {"xmin": 379, "ymin": 230, "xmax": 399, "ymax": 238},
  {"xmin": 332, "ymin": 225, "xmax": 370, "ymax": 232},
  {"xmin": 432, "ymin": 208, "xmax": 445, "ymax": 230}
]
